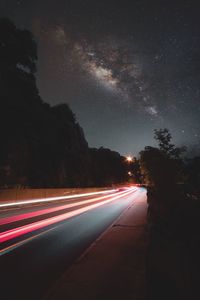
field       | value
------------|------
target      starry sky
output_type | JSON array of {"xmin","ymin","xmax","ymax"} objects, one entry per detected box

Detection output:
[{"xmin": 1, "ymin": 0, "xmax": 200, "ymax": 155}]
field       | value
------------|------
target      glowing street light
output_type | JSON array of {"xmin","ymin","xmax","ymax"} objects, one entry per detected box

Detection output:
[{"xmin": 126, "ymin": 155, "xmax": 133, "ymax": 163}]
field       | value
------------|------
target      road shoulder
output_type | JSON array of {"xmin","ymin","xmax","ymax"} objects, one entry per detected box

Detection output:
[{"xmin": 45, "ymin": 189, "xmax": 148, "ymax": 300}]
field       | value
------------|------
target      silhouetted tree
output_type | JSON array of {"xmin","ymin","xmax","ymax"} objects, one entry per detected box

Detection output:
[
  {"xmin": 140, "ymin": 146, "xmax": 179, "ymax": 187},
  {"xmin": 0, "ymin": 19, "xmax": 91, "ymax": 188},
  {"xmin": 185, "ymin": 156, "xmax": 200, "ymax": 197},
  {"xmin": 140, "ymin": 129, "xmax": 186, "ymax": 187},
  {"xmin": 154, "ymin": 128, "xmax": 186, "ymax": 159},
  {"xmin": 89, "ymin": 147, "xmax": 127, "ymax": 186},
  {"xmin": 0, "ymin": 18, "xmax": 37, "ymax": 72},
  {"xmin": 140, "ymin": 129, "xmax": 186, "ymax": 223},
  {"xmin": 0, "ymin": 18, "xmax": 40, "ymax": 186},
  {"xmin": 0, "ymin": 18, "xmax": 128, "ymax": 188}
]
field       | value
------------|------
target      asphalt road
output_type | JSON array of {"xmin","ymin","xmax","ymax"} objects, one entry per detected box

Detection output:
[{"xmin": 0, "ymin": 187, "xmax": 141, "ymax": 300}]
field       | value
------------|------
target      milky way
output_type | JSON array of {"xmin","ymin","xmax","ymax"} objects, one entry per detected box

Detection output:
[{"xmin": 44, "ymin": 28, "xmax": 160, "ymax": 118}]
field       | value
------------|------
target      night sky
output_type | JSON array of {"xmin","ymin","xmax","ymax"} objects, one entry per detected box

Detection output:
[{"xmin": 1, "ymin": 0, "xmax": 200, "ymax": 155}]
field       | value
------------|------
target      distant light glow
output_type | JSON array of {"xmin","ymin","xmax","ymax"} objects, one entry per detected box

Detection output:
[{"xmin": 126, "ymin": 155, "xmax": 133, "ymax": 162}]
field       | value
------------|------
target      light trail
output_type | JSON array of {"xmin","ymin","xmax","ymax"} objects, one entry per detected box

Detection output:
[
  {"xmin": 0, "ymin": 188, "xmax": 137, "ymax": 226},
  {"xmin": 0, "ymin": 227, "xmax": 55, "ymax": 256},
  {"xmin": 0, "ymin": 188, "xmax": 137, "ymax": 244},
  {"xmin": 0, "ymin": 189, "xmax": 118, "ymax": 209}
]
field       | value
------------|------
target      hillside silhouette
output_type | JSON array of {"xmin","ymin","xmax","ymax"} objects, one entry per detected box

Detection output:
[{"xmin": 0, "ymin": 18, "xmax": 129, "ymax": 188}]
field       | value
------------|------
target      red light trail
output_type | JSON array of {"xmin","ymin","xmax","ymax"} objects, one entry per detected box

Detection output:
[{"xmin": 0, "ymin": 188, "xmax": 137, "ymax": 244}]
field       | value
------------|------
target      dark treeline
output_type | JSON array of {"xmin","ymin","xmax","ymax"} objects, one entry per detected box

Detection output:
[
  {"xmin": 140, "ymin": 129, "xmax": 200, "ymax": 300},
  {"xmin": 0, "ymin": 18, "xmax": 131, "ymax": 188},
  {"xmin": 140, "ymin": 128, "xmax": 200, "ymax": 224}
]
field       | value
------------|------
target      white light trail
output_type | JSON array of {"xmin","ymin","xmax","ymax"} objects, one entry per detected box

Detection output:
[
  {"xmin": 0, "ymin": 189, "xmax": 118, "ymax": 209},
  {"xmin": 0, "ymin": 188, "xmax": 137, "ymax": 244},
  {"xmin": 0, "ymin": 187, "xmax": 137, "ymax": 226}
]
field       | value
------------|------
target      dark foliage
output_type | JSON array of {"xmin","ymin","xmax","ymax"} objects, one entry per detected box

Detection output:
[
  {"xmin": 128, "ymin": 157, "xmax": 142, "ymax": 183},
  {"xmin": 154, "ymin": 128, "xmax": 186, "ymax": 159},
  {"xmin": 89, "ymin": 147, "xmax": 127, "ymax": 186},
  {"xmin": 141, "ymin": 130, "xmax": 200, "ymax": 300},
  {"xmin": 184, "ymin": 156, "xmax": 200, "ymax": 198},
  {"xmin": 0, "ymin": 18, "xmax": 128, "ymax": 188}
]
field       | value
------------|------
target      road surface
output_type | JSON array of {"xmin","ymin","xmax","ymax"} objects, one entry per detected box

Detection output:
[{"xmin": 0, "ymin": 186, "xmax": 143, "ymax": 300}]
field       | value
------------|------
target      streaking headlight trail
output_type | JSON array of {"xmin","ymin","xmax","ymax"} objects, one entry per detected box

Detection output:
[{"xmin": 0, "ymin": 187, "xmax": 137, "ymax": 244}]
